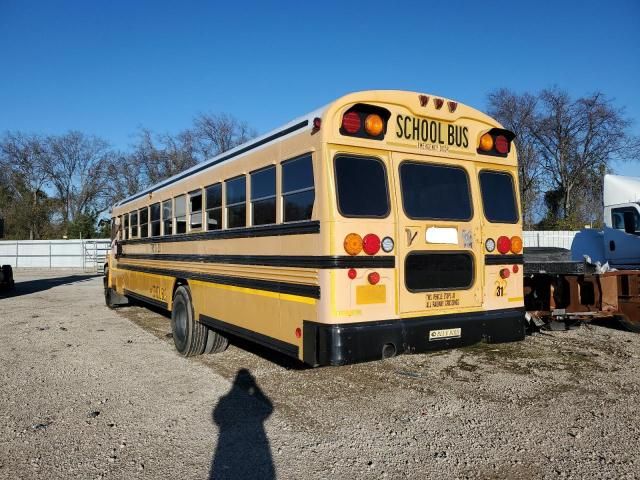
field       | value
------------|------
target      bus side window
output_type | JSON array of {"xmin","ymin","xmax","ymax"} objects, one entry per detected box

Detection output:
[
  {"xmin": 162, "ymin": 199, "xmax": 173, "ymax": 235},
  {"xmin": 282, "ymin": 154, "xmax": 314, "ymax": 222},
  {"xmin": 130, "ymin": 211, "xmax": 139, "ymax": 238},
  {"xmin": 150, "ymin": 203, "xmax": 161, "ymax": 237},
  {"xmin": 175, "ymin": 195, "xmax": 187, "ymax": 234},
  {"xmin": 123, "ymin": 213, "xmax": 129, "ymax": 240},
  {"xmin": 226, "ymin": 176, "xmax": 246, "ymax": 228},
  {"xmin": 140, "ymin": 207, "xmax": 149, "ymax": 238},
  {"xmin": 205, "ymin": 183, "xmax": 222, "ymax": 231},
  {"xmin": 251, "ymin": 166, "xmax": 276, "ymax": 225},
  {"xmin": 189, "ymin": 189, "xmax": 203, "ymax": 232}
]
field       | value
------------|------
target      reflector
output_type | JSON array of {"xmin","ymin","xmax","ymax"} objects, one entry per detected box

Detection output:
[{"xmin": 367, "ymin": 272, "xmax": 380, "ymax": 285}]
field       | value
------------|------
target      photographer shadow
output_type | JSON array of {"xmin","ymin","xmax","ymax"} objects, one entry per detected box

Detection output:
[{"xmin": 209, "ymin": 369, "xmax": 275, "ymax": 480}]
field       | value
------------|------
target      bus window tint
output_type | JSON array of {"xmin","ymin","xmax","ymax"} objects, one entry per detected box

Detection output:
[
  {"xmin": 335, "ymin": 155, "xmax": 389, "ymax": 217},
  {"xmin": 162, "ymin": 199, "xmax": 173, "ymax": 235},
  {"xmin": 226, "ymin": 176, "xmax": 246, "ymax": 228},
  {"xmin": 282, "ymin": 155, "xmax": 314, "ymax": 222},
  {"xmin": 205, "ymin": 183, "xmax": 222, "ymax": 231},
  {"xmin": 479, "ymin": 171, "xmax": 519, "ymax": 223},
  {"xmin": 400, "ymin": 163, "xmax": 472, "ymax": 220},
  {"xmin": 150, "ymin": 203, "xmax": 161, "ymax": 237},
  {"xmin": 123, "ymin": 213, "xmax": 129, "ymax": 240},
  {"xmin": 130, "ymin": 211, "xmax": 138, "ymax": 237},
  {"xmin": 251, "ymin": 166, "xmax": 276, "ymax": 225},
  {"xmin": 189, "ymin": 189, "xmax": 203, "ymax": 231},
  {"xmin": 175, "ymin": 195, "xmax": 187, "ymax": 234}
]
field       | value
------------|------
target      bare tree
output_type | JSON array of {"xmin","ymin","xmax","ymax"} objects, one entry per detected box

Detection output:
[
  {"xmin": 0, "ymin": 132, "xmax": 52, "ymax": 239},
  {"xmin": 45, "ymin": 131, "xmax": 112, "ymax": 230},
  {"xmin": 130, "ymin": 128, "xmax": 198, "ymax": 186},
  {"xmin": 533, "ymin": 88, "xmax": 639, "ymax": 227},
  {"xmin": 487, "ymin": 89, "xmax": 542, "ymax": 229},
  {"xmin": 193, "ymin": 112, "xmax": 256, "ymax": 160}
]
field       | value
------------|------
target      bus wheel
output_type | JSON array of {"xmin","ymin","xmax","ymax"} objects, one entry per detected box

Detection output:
[
  {"xmin": 171, "ymin": 285, "xmax": 207, "ymax": 356},
  {"xmin": 204, "ymin": 328, "xmax": 229, "ymax": 354},
  {"xmin": 616, "ymin": 314, "xmax": 640, "ymax": 334}
]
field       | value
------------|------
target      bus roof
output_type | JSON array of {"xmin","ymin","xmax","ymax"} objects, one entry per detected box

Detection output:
[{"xmin": 113, "ymin": 90, "xmax": 499, "ymax": 210}]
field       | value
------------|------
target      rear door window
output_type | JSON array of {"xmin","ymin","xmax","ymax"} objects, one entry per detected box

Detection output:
[
  {"xmin": 335, "ymin": 155, "xmax": 389, "ymax": 217},
  {"xmin": 479, "ymin": 171, "xmax": 519, "ymax": 223},
  {"xmin": 400, "ymin": 162, "xmax": 472, "ymax": 220}
]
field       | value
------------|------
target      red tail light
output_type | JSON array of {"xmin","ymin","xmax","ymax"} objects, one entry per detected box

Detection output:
[
  {"xmin": 494, "ymin": 135, "xmax": 509, "ymax": 154},
  {"xmin": 348, "ymin": 268, "xmax": 357, "ymax": 279},
  {"xmin": 500, "ymin": 268, "xmax": 510, "ymax": 279},
  {"xmin": 497, "ymin": 236, "xmax": 511, "ymax": 254},
  {"xmin": 340, "ymin": 104, "xmax": 390, "ymax": 140},
  {"xmin": 342, "ymin": 111, "xmax": 361, "ymax": 134},
  {"xmin": 362, "ymin": 234, "xmax": 381, "ymax": 255},
  {"xmin": 368, "ymin": 272, "xmax": 380, "ymax": 285}
]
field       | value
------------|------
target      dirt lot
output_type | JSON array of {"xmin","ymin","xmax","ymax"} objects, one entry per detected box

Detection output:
[{"xmin": 1, "ymin": 271, "xmax": 640, "ymax": 480}]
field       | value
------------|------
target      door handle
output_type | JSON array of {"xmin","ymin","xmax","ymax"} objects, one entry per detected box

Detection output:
[{"xmin": 609, "ymin": 240, "xmax": 616, "ymax": 251}]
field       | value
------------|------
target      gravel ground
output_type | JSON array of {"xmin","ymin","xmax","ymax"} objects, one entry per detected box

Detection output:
[{"xmin": 1, "ymin": 270, "xmax": 640, "ymax": 480}]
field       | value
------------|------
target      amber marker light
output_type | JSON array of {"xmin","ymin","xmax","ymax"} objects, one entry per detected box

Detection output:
[
  {"xmin": 479, "ymin": 133, "xmax": 494, "ymax": 152},
  {"xmin": 510, "ymin": 236, "xmax": 523, "ymax": 254},
  {"xmin": 344, "ymin": 233, "xmax": 363, "ymax": 256},
  {"xmin": 364, "ymin": 114, "xmax": 384, "ymax": 136}
]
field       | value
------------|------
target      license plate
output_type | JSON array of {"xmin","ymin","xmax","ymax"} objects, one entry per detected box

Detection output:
[{"xmin": 428, "ymin": 327, "xmax": 462, "ymax": 341}]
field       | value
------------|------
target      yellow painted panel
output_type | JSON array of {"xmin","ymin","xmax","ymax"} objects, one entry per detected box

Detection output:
[{"xmin": 356, "ymin": 285, "xmax": 386, "ymax": 305}]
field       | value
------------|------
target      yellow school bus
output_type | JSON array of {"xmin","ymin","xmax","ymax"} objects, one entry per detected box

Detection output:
[{"xmin": 105, "ymin": 90, "xmax": 525, "ymax": 366}]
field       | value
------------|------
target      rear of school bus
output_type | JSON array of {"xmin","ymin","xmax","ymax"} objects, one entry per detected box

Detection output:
[{"xmin": 303, "ymin": 91, "xmax": 525, "ymax": 366}]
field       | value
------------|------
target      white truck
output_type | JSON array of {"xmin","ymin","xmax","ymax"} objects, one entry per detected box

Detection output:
[{"xmin": 524, "ymin": 175, "xmax": 640, "ymax": 331}]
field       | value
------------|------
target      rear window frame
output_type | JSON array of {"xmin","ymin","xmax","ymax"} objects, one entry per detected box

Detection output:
[
  {"xmin": 399, "ymin": 161, "xmax": 474, "ymax": 222},
  {"xmin": 334, "ymin": 153, "xmax": 391, "ymax": 219},
  {"xmin": 404, "ymin": 251, "xmax": 476, "ymax": 293},
  {"xmin": 478, "ymin": 169, "xmax": 519, "ymax": 224}
]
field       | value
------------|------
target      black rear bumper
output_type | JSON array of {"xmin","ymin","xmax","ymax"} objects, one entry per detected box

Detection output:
[{"xmin": 303, "ymin": 307, "xmax": 525, "ymax": 366}]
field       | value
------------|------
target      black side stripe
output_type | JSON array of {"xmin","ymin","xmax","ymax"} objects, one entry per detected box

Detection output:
[
  {"xmin": 200, "ymin": 314, "xmax": 299, "ymax": 358},
  {"xmin": 117, "ymin": 263, "xmax": 320, "ymax": 299},
  {"xmin": 120, "ymin": 220, "xmax": 319, "ymax": 245},
  {"xmin": 118, "ymin": 254, "xmax": 395, "ymax": 269},
  {"xmin": 124, "ymin": 289, "xmax": 168, "ymax": 310},
  {"xmin": 485, "ymin": 254, "xmax": 524, "ymax": 265},
  {"xmin": 116, "ymin": 120, "xmax": 309, "ymax": 208}
]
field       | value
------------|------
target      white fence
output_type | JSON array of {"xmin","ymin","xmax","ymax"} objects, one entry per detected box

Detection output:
[
  {"xmin": 523, "ymin": 230, "xmax": 578, "ymax": 249},
  {"xmin": 0, "ymin": 239, "xmax": 110, "ymax": 271}
]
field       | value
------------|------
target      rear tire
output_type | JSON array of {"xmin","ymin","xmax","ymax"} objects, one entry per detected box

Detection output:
[
  {"xmin": 204, "ymin": 328, "xmax": 229, "ymax": 354},
  {"xmin": 171, "ymin": 285, "xmax": 207, "ymax": 356},
  {"xmin": 617, "ymin": 314, "xmax": 640, "ymax": 334},
  {"xmin": 1, "ymin": 265, "xmax": 13, "ymax": 289}
]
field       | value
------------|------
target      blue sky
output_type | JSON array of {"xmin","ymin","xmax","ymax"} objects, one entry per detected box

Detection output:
[{"xmin": 1, "ymin": 0, "xmax": 638, "ymax": 175}]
